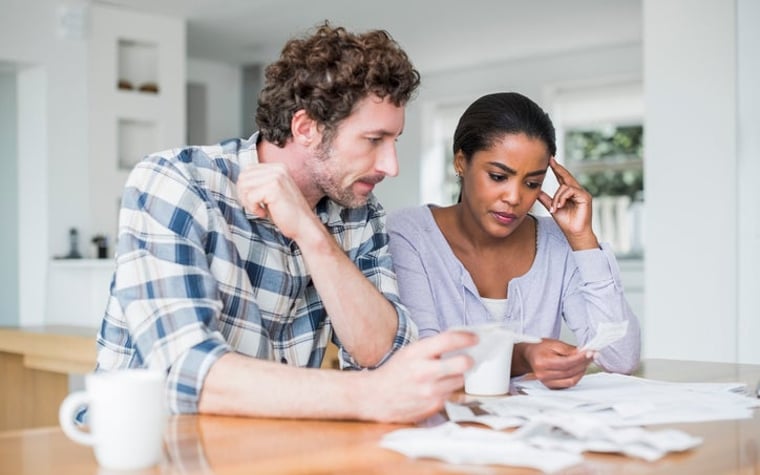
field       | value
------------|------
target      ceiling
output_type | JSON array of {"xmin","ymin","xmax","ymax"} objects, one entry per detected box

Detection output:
[{"xmin": 96, "ymin": 0, "xmax": 642, "ymax": 73}]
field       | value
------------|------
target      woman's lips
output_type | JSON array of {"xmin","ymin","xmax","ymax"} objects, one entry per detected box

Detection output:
[{"xmin": 491, "ymin": 211, "xmax": 518, "ymax": 225}]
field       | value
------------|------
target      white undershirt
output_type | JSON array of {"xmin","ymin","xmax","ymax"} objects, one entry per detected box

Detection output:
[{"xmin": 480, "ymin": 297, "xmax": 509, "ymax": 320}]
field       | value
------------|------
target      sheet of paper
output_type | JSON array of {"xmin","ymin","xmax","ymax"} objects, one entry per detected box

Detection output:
[
  {"xmin": 444, "ymin": 400, "xmax": 525, "ymax": 430},
  {"xmin": 444, "ymin": 323, "xmax": 540, "ymax": 369},
  {"xmin": 580, "ymin": 320, "xmax": 629, "ymax": 352}
]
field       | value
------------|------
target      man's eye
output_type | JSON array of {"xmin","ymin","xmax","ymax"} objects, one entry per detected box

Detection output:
[{"xmin": 368, "ymin": 137, "xmax": 381, "ymax": 144}]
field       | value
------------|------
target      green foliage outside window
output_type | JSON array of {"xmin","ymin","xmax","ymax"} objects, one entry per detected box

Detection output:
[{"xmin": 565, "ymin": 125, "xmax": 644, "ymax": 198}]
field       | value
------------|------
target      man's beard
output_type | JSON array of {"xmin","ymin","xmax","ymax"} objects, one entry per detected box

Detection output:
[{"xmin": 312, "ymin": 141, "xmax": 369, "ymax": 209}]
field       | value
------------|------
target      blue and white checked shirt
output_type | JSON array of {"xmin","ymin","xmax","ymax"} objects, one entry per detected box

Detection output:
[{"xmin": 95, "ymin": 133, "xmax": 418, "ymax": 414}]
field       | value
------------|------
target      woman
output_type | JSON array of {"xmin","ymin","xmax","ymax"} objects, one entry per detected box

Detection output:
[{"xmin": 387, "ymin": 92, "xmax": 640, "ymax": 389}]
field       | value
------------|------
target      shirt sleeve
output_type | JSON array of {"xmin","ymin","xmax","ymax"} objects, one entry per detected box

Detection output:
[
  {"xmin": 386, "ymin": 215, "xmax": 444, "ymax": 339},
  {"xmin": 563, "ymin": 243, "xmax": 642, "ymax": 374},
  {"xmin": 102, "ymin": 155, "xmax": 232, "ymax": 413},
  {"xmin": 337, "ymin": 206, "xmax": 418, "ymax": 369}
]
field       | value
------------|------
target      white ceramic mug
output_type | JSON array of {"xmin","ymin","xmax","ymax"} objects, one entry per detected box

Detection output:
[
  {"xmin": 464, "ymin": 335, "xmax": 515, "ymax": 396},
  {"xmin": 59, "ymin": 369, "xmax": 167, "ymax": 471},
  {"xmin": 449, "ymin": 323, "xmax": 541, "ymax": 396}
]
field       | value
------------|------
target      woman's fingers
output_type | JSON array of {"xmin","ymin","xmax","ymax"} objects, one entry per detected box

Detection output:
[
  {"xmin": 537, "ymin": 191, "xmax": 553, "ymax": 212},
  {"xmin": 549, "ymin": 157, "xmax": 581, "ymax": 187}
]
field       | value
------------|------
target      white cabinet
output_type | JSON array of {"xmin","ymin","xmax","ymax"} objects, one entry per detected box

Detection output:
[
  {"xmin": 88, "ymin": 4, "xmax": 185, "ymax": 241},
  {"xmin": 47, "ymin": 259, "xmax": 115, "ymax": 327}
]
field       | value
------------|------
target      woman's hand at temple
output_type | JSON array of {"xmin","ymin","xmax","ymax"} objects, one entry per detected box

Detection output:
[{"xmin": 537, "ymin": 157, "xmax": 599, "ymax": 251}]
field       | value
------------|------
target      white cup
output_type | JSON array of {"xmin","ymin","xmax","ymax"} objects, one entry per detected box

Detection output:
[
  {"xmin": 464, "ymin": 335, "xmax": 515, "ymax": 396},
  {"xmin": 449, "ymin": 323, "xmax": 540, "ymax": 396},
  {"xmin": 59, "ymin": 369, "xmax": 168, "ymax": 471}
]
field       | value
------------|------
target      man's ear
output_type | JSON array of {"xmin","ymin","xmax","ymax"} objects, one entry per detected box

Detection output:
[{"xmin": 291, "ymin": 110, "xmax": 319, "ymax": 147}]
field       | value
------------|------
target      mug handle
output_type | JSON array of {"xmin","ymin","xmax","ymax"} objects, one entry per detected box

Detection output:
[{"xmin": 58, "ymin": 391, "xmax": 93, "ymax": 446}]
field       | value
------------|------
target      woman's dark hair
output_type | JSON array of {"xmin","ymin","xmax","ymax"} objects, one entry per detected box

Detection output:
[
  {"xmin": 256, "ymin": 21, "xmax": 421, "ymax": 147},
  {"xmin": 453, "ymin": 92, "xmax": 556, "ymax": 161}
]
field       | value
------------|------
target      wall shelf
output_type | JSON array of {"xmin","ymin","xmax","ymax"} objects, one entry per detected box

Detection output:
[
  {"xmin": 118, "ymin": 118, "xmax": 157, "ymax": 170},
  {"xmin": 117, "ymin": 38, "xmax": 158, "ymax": 94}
]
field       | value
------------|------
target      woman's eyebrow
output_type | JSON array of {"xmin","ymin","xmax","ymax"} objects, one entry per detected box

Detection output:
[{"xmin": 488, "ymin": 161, "xmax": 547, "ymax": 177}]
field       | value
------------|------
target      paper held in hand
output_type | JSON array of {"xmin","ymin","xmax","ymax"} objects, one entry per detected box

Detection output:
[
  {"xmin": 445, "ymin": 323, "xmax": 541, "ymax": 396},
  {"xmin": 579, "ymin": 320, "xmax": 629, "ymax": 352},
  {"xmin": 446, "ymin": 323, "xmax": 540, "ymax": 366}
]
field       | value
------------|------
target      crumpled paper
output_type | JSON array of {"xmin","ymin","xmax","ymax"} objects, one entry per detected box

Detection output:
[
  {"xmin": 380, "ymin": 422, "xmax": 582, "ymax": 473},
  {"xmin": 381, "ymin": 413, "xmax": 701, "ymax": 473}
]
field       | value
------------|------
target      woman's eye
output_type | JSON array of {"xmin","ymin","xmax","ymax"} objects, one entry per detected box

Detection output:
[
  {"xmin": 526, "ymin": 182, "xmax": 542, "ymax": 189},
  {"xmin": 488, "ymin": 173, "xmax": 505, "ymax": 182}
]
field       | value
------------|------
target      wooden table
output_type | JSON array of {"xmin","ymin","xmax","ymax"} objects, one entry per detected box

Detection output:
[
  {"xmin": 1, "ymin": 359, "xmax": 758, "ymax": 474},
  {"xmin": 0, "ymin": 326, "xmax": 97, "ymax": 431}
]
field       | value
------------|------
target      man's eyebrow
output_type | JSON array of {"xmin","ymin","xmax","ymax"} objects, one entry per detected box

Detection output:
[
  {"xmin": 366, "ymin": 129, "xmax": 404, "ymax": 137},
  {"xmin": 488, "ymin": 161, "xmax": 547, "ymax": 177}
]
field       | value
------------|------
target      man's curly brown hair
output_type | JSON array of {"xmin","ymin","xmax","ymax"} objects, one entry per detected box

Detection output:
[{"xmin": 256, "ymin": 21, "xmax": 421, "ymax": 147}]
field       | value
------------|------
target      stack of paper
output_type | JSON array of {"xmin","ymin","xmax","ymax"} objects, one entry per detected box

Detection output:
[
  {"xmin": 512, "ymin": 372, "xmax": 760, "ymax": 426},
  {"xmin": 381, "ymin": 373, "xmax": 759, "ymax": 472}
]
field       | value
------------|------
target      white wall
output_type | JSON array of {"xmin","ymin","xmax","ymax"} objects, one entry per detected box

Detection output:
[
  {"xmin": 0, "ymin": 0, "xmax": 89, "ymax": 326},
  {"xmin": 643, "ymin": 0, "xmax": 752, "ymax": 362},
  {"xmin": 0, "ymin": 72, "xmax": 18, "ymax": 326},
  {"xmin": 737, "ymin": 0, "xmax": 760, "ymax": 364},
  {"xmin": 187, "ymin": 58, "xmax": 244, "ymax": 143}
]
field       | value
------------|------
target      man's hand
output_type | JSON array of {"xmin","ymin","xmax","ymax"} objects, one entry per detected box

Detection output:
[
  {"xmin": 237, "ymin": 163, "xmax": 320, "ymax": 242},
  {"xmin": 515, "ymin": 339, "xmax": 594, "ymax": 389},
  {"xmin": 356, "ymin": 331, "xmax": 478, "ymax": 423}
]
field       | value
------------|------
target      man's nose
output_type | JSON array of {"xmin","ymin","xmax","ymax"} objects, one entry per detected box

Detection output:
[{"xmin": 377, "ymin": 144, "xmax": 399, "ymax": 177}]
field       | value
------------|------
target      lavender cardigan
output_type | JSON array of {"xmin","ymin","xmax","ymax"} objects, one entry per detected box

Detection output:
[{"xmin": 387, "ymin": 205, "xmax": 641, "ymax": 374}]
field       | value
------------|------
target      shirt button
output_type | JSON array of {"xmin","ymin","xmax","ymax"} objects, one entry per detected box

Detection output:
[{"xmin": 280, "ymin": 357, "xmax": 288, "ymax": 364}]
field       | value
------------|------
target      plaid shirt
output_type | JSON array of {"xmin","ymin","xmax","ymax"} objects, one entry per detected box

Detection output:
[{"xmin": 95, "ymin": 133, "xmax": 417, "ymax": 414}]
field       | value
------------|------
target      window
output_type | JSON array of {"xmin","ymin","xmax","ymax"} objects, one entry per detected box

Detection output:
[
  {"xmin": 551, "ymin": 81, "xmax": 644, "ymax": 257},
  {"xmin": 420, "ymin": 101, "xmax": 468, "ymax": 206}
]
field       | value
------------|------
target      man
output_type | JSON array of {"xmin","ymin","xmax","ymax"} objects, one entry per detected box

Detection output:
[{"xmin": 96, "ymin": 22, "xmax": 475, "ymax": 423}]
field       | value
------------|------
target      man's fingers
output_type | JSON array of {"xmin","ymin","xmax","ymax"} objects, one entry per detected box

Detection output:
[
  {"xmin": 436, "ymin": 353, "xmax": 473, "ymax": 377},
  {"xmin": 412, "ymin": 330, "xmax": 478, "ymax": 359},
  {"xmin": 436, "ymin": 373, "xmax": 467, "ymax": 393}
]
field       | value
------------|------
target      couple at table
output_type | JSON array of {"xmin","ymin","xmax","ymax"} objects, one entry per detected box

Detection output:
[{"xmin": 95, "ymin": 22, "xmax": 640, "ymax": 424}]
